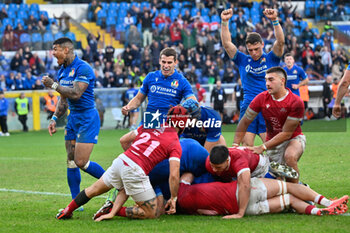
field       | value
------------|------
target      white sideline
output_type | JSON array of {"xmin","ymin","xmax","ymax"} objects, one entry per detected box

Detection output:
[{"xmin": 0, "ymin": 188, "xmax": 107, "ymax": 198}]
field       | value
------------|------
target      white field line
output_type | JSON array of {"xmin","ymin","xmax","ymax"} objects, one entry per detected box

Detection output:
[{"xmin": 0, "ymin": 188, "xmax": 107, "ymax": 198}]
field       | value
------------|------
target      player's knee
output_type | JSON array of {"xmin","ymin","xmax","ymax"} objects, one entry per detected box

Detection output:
[
  {"xmin": 284, "ymin": 153, "xmax": 298, "ymax": 166},
  {"xmin": 145, "ymin": 208, "xmax": 158, "ymax": 219},
  {"xmin": 74, "ymin": 158, "xmax": 89, "ymax": 169}
]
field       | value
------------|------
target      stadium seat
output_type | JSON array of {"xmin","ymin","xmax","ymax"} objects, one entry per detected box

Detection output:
[
  {"xmin": 108, "ymin": 8, "xmax": 117, "ymax": 18},
  {"xmin": 54, "ymin": 31, "xmax": 65, "ymax": 40},
  {"xmin": 119, "ymin": 2, "xmax": 128, "ymax": 11},
  {"xmin": 172, "ymin": 1, "xmax": 181, "ymax": 9},
  {"xmin": 17, "ymin": 10, "xmax": 28, "ymax": 20},
  {"xmin": 202, "ymin": 15, "xmax": 210, "ymax": 23},
  {"xmin": 106, "ymin": 16, "xmax": 117, "ymax": 31},
  {"xmin": 29, "ymin": 3, "xmax": 39, "ymax": 12},
  {"xmin": 130, "ymin": 2, "xmax": 140, "ymax": 9},
  {"xmin": 96, "ymin": 9, "xmax": 107, "ymax": 26},
  {"xmin": 8, "ymin": 9, "xmax": 17, "ymax": 20},
  {"xmin": 40, "ymin": 11, "xmax": 49, "ymax": 18},
  {"xmin": 8, "ymin": 3, "xmax": 18, "ymax": 13},
  {"xmin": 250, "ymin": 8, "xmax": 260, "ymax": 17},
  {"xmin": 43, "ymin": 31, "xmax": 54, "ymax": 50},
  {"xmin": 20, "ymin": 33, "xmax": 31, "ymax": 48},
  {"xmin": 170, "ymin": 8, "xmax": 179, "ymax": 21},
  {"xmin": 211, "ymin": 15, "xmax": 220, "ymax": 23},
  {"xmin": 182, "ymin": 1, "xmax": 192, "ymax": 8},
  {"xmin": 65, "ymin": 31, "xmax": 76, "ymax": 41},
  {"xmin": 140, "ymin": 2, "xmax": 150, "ymax": 10},
  {"xmin": 14, "ymin": 18, "xmax": 26, "ymax": 30},
  {"xmin": 251, "ymin": 15, "xmax": 261, "ymax": 25},
  {"xmin": 109, "ymin": 2, "xmax": 118, "ymax": 10},
  {"xmin": 180, "ymin": 8, "xmax": 189, "ymax": 16},
  {"xmin": 201, "ymin": 8, "xmax": 210, "ymax": 16},
  {"xmin": 29, "ymin": 9, "xmax": 39, "ymax": 19},
  {"xmin": 191, "ymin": 8, "xmax": 199, "ymax": 17},
  {"xmin": 311, "ymin": 28, "xmax": 319, "ymax": 35},
  {"xmin": 160, "ymin": 8, "xmax": 170, "ymax": 17},
  {"xmin": 300, "ymin": 21, "xmax": 308, "ymax": 31},
  {"xmin": 293, "ymin": 28, "xmax": 301, "ymax": 37},
  {"xmin": 19, "ymin": 3, "xmax": 29, "ymax": 12},
  {"xmin": 100, "ymin": 2, "xmax": 108, "ymax": 9},
  {"xmin": 2, "ymin": 18, "xmax": 13, "ymax": 27},
  {"xmin": 31, "ymin": 33, "xmax": 43, "ymax": 50}
]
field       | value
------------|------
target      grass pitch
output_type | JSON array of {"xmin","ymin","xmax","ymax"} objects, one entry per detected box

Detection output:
[{"xmin": 0, "ymin": 119, "xmax": 349, "ymax": 233}]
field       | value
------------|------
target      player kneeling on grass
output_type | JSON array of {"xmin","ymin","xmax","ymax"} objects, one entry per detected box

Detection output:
[
  {"xmin": 56, "ymin": 106, "xmax": 188, "ymax": 220},
  {"xmin": 177, "ymin": 173, "xmax": 348, "ymax": 218}
]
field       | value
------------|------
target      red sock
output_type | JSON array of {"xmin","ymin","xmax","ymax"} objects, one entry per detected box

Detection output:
[
  {"xmin": 66, "ymin": 200, "xmax": 79, "ymax": 213},
  {"xmin": 305, "ymin": 205, "xmax": 316, "ymax": 215},
  {"xmin": 116, "ymin": 207, "xmax": 126, "ymax": 217}
]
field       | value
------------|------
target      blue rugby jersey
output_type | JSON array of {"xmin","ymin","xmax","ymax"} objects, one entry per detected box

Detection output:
[
  {"xmin": 125, "ymin": 88, "xmax": 139, "ymax": 101},
  {"xmin": 139, "ymin": 69, "xmax": 194, "ymax": 121},
  {"xmin": 57, "ymin": 56, "xmax": 95, "ymax": 111},
  {"xmin": 284, "ymin": 65, "xmax": 307, "ymax": 96},
  {"xmin": 148, "ymin": 138, "xmax": 209, "ymax": 186},
  {"xmin": 233, "ymin": 51, "xmax": 281, "ymax": 106},
  {"xmin": 347, "ymin": 62, "xmax": 350, "ymax": 70},
  {"xmin": 181, "ymin": 106, "xmax": 222, "ymax": 145}
]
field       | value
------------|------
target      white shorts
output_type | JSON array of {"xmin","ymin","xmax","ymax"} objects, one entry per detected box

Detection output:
[
  {"xmin": 251, "ymin": 154, "xmax": 270, "ymax": 178},
  {"xmin": 267, "ymin": 134, "xmax": 306, "ymax": 164},
  {"xmin": 102, "ymin": 153, "xmax": 156, "ymax": 202},
  {"xmin": 237, "ymin": 178, "xmax": 270, "ymax": 215}
]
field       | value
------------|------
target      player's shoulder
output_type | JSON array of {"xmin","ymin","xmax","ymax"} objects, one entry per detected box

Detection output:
[
  {"xmin": 201, "ymin": 106, "xmax": 220, "ymax": 118},
  {"xmin": 74, "ymin": 58, "xmax": 93, "ymax": 72},
  {"xmin": 288, "ymin": 90, "xmax": 304, "ymax": 104}
]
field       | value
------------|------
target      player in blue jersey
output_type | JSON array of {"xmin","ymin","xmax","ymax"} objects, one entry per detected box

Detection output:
[
  {"xmin": 283, "ymin": 53, "xmax": 309, "ymax": 96},
  {"xmin": 180, "ymin": 99, "xmax": 226, "ymax": 152},
  {"xmin": 119, "ymin": 47, "xmax": 196, "ymax": 150},
  {"xmin": 42, "ymin": 38, "xmax": 105, "ymax": 205},
  {"xmin": 221, "ymin": 8, "xmax": 285, "ymax": 146},
  {"xmin": 333, "ymin": 62, "xmax": 350, "ymax": 118},
  {"xmin": 124, "ymin": 83, "xmax": 139, "ymax": 130}
]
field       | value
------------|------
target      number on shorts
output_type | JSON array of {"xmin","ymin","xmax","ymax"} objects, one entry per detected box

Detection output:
[{"xmin": 132, "ymin": 132, "xmax": 160, "ymax": 157}]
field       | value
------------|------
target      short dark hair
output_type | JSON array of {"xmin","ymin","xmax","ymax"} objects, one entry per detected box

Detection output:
[
  {"xmin": 53, "ymin": 37, "xmax": 73, "ymax": 46},
  {"xmin": 160, "ymin": 48, "xmax": 177, "ymax": 61},
  {"xmin": 266, "ymin": 67, "xmax": 287, "ymax": 87},
  {"xmin": 53, "ymin": 37, "xmax": 74, "ymax": 52},
  {"xmin": 209, "ymin": 145, "xmax": 229, "ymax": 165},
  {"xmin": 245, "ymin": 32, "xmax": 263, "ymax": 45},
  {"xmin": 284, "ymin": 53, "xmax": 293, "ymax": 58}
]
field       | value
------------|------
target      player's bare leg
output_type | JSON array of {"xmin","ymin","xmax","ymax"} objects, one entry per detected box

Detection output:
[
  {"xmin": 120, "ymin": 130, "xmax": 136, "ymax": 151},
  {"xmin": 125, "ymin": 197, "xmax": 159, "ymax": 219},
  {"xmin": 258, "ymin": 132, "xmax": 266, "ymax": 143},
  {"xmin": 74, "ymin": 142, "xmax": 94, "ymax": 168},
  {"xmin": 283, "ymin": 140, "xmax": 303, "ymax": 183}
]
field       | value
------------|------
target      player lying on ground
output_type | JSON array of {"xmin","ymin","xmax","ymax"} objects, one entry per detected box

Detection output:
[
  {"xmin": 177, "ymin": 173, "xmax": 348, "ymax": 219},
  {"xmin": 56, "ymin": 106, "xmax": 189, "ymax": 220}
]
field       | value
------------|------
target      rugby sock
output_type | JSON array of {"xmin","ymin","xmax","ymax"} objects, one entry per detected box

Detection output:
[
  {"xmin": 67, "ymin": 167, "xmax": 81, "ymax": 199},
  {"xmin": 67, "ymin": 189, "xmax": 91, "ymax": 213},
  {"xmin": 82, "ymin": 161, "xmax": 105, "ymax": 179},
  {"xmin": 116, "ymin": 207, "xmax": 126, "ymax": 217},
  {"xmin": 305, "ymin": 205, "xmax": 320, "ymax": 215},
  {"xmin": 107, "ymin": 188, "xmax": 118, "ymax": 202},
  {"xmin": 314, "ymin": 195, "xmax": 332, "ymax": 207}
]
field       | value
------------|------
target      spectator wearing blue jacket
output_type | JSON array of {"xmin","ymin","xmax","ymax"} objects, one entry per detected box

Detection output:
[{"xmin": 0, "ymin": 90, "xmax": 9, "ymax": 136}]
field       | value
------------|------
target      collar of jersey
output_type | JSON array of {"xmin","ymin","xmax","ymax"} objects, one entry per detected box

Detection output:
[
  {"xmin": 63, "ymin": 55, "xmax": 78, "ymax": 69},
  {"xmin": 272, "ymin": 90, "xmax": 289, "ymax": 102}
]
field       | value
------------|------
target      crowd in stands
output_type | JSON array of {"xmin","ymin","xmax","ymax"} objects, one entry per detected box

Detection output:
[{"xmin": 0, "ymin": 0, "xmax": 349, "ymax": 93}]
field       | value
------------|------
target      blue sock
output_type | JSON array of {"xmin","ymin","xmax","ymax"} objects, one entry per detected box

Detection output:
[
  {"xmin": 67, "ymin": 167, "xmax": 81, "ymax": 199},
  {"xmin": 83, "ymin": 161, "xmax": 105, "ymax": 179},
  {"xmin": 264, "ymin": 171, "xmax": 277, "ymax": 179}
]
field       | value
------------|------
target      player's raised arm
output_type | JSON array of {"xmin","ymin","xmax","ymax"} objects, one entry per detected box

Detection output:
[
  {"xmin": 264, "ymin": 8, "xmax": 284, "ymax": 57},
  {"xmin": 220, "ymin": 8, "xmax": 237, "ymax": 59}
]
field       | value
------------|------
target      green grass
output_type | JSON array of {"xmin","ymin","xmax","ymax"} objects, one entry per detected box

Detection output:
[{"xmin": 0, "ymin": 119, "xmax": 350, "ymax": 232}]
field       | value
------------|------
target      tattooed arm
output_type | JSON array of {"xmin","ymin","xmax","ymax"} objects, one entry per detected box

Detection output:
[
  {"xmin": 48, "ymin": 96, "xmax": 69, "ymax": 136},
  {"xmin": 56, "ymin": 81, "xmax": 88, "ymax": 101}
]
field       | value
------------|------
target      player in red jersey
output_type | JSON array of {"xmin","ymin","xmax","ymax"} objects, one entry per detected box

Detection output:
[
  {"xmin": 56, "ymin": 106, "xmax": 188, "ymax": 221},
  {"xmin": 177, "ymin": 173, "xmax": 348, "ymax": 218},
  {"xmin": 233, "ymin": 67, "xmax": 305, "ymax": 183}
]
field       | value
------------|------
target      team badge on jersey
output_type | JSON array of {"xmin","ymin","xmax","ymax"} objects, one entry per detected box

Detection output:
[
  {"xmin": 69, "ymin": 69, "xmax": 75, "ymax": 77},
  {"xmin": 260, "ymin": 57, "xmax": 266, "ymax": 64},
  {"xmin": 293, "ymin": 70, "xmax": 298, "ymax": 74},
  {"xmin": 171, "ymin": 80, "xmax": 179, "ymax": 89}
]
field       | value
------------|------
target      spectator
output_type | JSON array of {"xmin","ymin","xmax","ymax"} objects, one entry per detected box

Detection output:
[
  {"xmin": 114, "ymin": 67, "xmax": 126, "ymax": 87},
  {"xmin": 33, "ymin": 79, "xmax": 44, "ymax": 90},
  {"xmin": 15, "ymin": 92, "xmax": 29, "ymax": 132},
  {"xmin": 140, "ymin": 10, "xmax": 154, "ymax": 47},
  {"xmin": 127, "ymin": 25, "xmax": 142, "ymax": 48},
  {"xmin": 0, "ymin": 75, "xmax": 6, "ymax": 91},
  {"xmin": 161, "ymin": 0, "xmax": 172, "ymax": 9},
  {"xmin": 43, "ymin": 90, "xmax": 58, "ymax": 120},
  {"xmin": 88, "ymin": 0, "xmax": 102, "ymax": 22},
  {"xmin": 322, "ymin": 75, "xmax": 332, "ymax": 119},
  {"xmin": 211, "ymin": 80, "xmax": 226, "ymax": 120},
  {"xmin": 24, "ymin": 71, "xmax": 36, "ymax": 90},
  {"xmin": 6, "ymin": 72, "xmax": 16, "ymax": 91},
  {"xmin": 301, "ymin": 26, "xmax": 314, "ymax": 43},
  {"xmin": 10, "ymin": 52, "xmax": 22, "ymax": 72},
  {"xmin": 26, "ymin": 14, "xmax": 38, "ymax": 30},
  {"xmin": 122, "ymin": 46, "xmax": 134, "ymax": 68},
  {"xmin": 0, "ymin": 7, "xmax": 8, "ymax": 20},
  {"xmin": 103, "ymin": 45, "xmax": 115, "ymax": 64},
  {"xmin": 154, "ymin": 13, "xmax": 171, "ymax": 27},
  {"xmin": 320, "ymin": 46, "xmax": 332, "ymax": 75},
  {"xmin": 0, "ymin": 90, "xmax": 9, "ymax": 136},
  {"xmin": 124, "ymin": 13, "xmax": 135, "ymax": 28},
  {"xmin": 196, "ymin": 83, "xmax": 206, "ymax": 104},
  {"xmin": 50, "ymin": 21, "xmax": 60, "ymax": 35},
  {"xmin": 87, "ymin": 32, "xmax": 100, "ymax": 61},
  {"xmin": 169, "ymin": 20, "xmax": 182, "ymax": 45}
]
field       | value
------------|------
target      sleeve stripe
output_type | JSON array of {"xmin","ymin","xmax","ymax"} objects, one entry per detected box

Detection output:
[
  {"xmin": 247, "ymin": 107, "xmax": 258, "ymax": 115},
  {"xmin": 287, "ymin": 116, "xmax": 303, "ymax": 121},
  {"xmin": 169, "ymin": 157, "xmax": 180, "ymax": 162},
  {"xmin": 237, "ymin": 168, "xmax": 250, "ymax": 177}
]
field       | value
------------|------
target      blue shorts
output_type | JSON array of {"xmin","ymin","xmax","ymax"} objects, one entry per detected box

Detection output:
[
  {"xmin": 65, "ymin": 108, "xmax": 100, "ymax": 144},
  {"xmin": 240, "ymin": 104, "xmax": 266, "ymax": 135}
]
